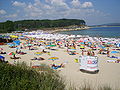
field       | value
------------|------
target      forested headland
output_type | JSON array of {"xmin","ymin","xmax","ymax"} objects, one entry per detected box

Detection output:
[{"xmin": 0, "ymin": 19, "xmax": 86, "ymax": 33}]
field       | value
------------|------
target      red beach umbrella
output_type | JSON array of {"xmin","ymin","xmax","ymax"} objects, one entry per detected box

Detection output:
[{"xmin": 8, "ymin": 52, "xmax": 16, "ymax": 55}]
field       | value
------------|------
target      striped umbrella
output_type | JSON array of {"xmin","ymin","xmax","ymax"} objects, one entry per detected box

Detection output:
[{"xmin": 48, "ymin": 57, "xmax": 59, "ymax": 61}]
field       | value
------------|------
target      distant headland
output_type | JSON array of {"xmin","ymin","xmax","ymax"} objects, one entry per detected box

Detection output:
[{"xmin": 90, "ymin": 23, "xmax": 120, "ymax": 27}]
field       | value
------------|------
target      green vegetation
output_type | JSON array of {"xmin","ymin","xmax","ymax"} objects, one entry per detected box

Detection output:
[
  {"xmin": 0, "ymin": 62, "xmax": 65, "ymax": 90},
  {"xmin": 0, "ymin": 19, "xmax": 86, "ymax": 33}
]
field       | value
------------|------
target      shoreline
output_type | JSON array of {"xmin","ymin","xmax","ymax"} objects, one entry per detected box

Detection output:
[{"xmin": 44, "ymin": 26, "xmax": 90, "ymax": 34}]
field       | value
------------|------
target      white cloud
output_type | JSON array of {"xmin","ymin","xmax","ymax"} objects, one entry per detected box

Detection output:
[
  {"xmin": 50, "ymin": 0, "xmax": 70, "ymax": 10},
  {"xmin": 82, "ymin": 2, "xmax": 93, "ymax": 8},
  {"xmin": 44, "ymin": 5, "xmax": 52, "ymax": 9},
  {"xmin": 6, "ymin": 13, "xmax": 18, "ymax": 18},
  {"xmin": 23, "ymin": 0, "xmax": 69, "ymax": 18},
  {"xmin": 0, "ymin": 9, "xmax": 6, "ymax": 14},
  {"xmin": 12, "ymin": 1, "xmax": 26, "ymax": 7},
  {"xmin": 71, "ymin": 0, "xmax": 81, "ymax": 8},
  {"xmin": 34, "ymin": 0, "xmax": 42, "ymax": 6},
  {"xmin": 24, "ymin": 3, "xmax": 42, "ymax": 17}
]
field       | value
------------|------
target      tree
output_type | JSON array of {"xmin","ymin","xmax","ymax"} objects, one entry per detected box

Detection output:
[{"xmin": 4, "ymin": 20, "xmax": 15, "ymax": 32}]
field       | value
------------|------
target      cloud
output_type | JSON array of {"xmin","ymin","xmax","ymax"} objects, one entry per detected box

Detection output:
[
  {"xmin": 82, "ymin": 2, "xmax": 93, "ymax": 8},
  {"xmin": 0, "ymin": 9, "xmax": 6, "ymax": 14},
  {"xmin": 5, "ymin": 13, "xmax": 18, "ymax": 18},
  {"xmin": 24, "ymin": 3, "xmax": 43, "ymax": 17},
  {"xmin": 50, "ymin": 0, "xmax": 70, "ymax": 11},
  {"xmin": 71, "ymin": 0, "xmax": 81, "ymax": 8},
  {"xmin": 12, "ymin": 1, "xmax": 26, "ymax": 7}
]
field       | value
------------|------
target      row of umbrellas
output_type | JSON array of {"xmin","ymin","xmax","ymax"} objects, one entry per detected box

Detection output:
[{"xmin": 3, "ymin": 51, "xmax": 59, "ymax": 61}]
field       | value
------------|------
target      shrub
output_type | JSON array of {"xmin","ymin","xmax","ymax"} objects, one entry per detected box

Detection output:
[{"xmin": 0, "ymin": 62, "xmax": 65, "ymax": 90}]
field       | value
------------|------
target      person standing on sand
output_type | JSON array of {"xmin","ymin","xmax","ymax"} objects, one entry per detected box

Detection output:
[
  {"xmin": 82, "ymin": 50, "xmax": 84, "ymax": 55},
  {"xmin": 92, "ymin": 51, "xmax": 95, "ymax": 56},
  {"xmin": 107, "ymin": 48, "xmax": 110, "ymax": 57}
]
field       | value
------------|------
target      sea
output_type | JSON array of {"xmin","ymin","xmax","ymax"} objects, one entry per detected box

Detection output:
[{"xmin": 58, "ymin": 27, "xmax": 120, "ymax": 38}]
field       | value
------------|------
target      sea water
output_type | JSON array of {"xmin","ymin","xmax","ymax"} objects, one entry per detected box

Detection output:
[{"xmin": 58, "ymin": 27, "xmax": 120, "ymax": 38}]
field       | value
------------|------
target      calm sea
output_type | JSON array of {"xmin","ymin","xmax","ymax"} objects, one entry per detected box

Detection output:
[{"xmin": 58, "ymin": 27, "xmax": 120, "ymax": 38}]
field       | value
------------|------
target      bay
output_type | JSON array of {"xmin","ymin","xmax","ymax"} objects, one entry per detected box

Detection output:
[{"xmin": 58, "ymin": 27, "xmax": 120, "ymax": 38}]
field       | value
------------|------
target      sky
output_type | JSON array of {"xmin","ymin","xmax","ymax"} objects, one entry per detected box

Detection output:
[{"xmin": 0, "ymin": 0, "xmax": 120, "ymax": 25}]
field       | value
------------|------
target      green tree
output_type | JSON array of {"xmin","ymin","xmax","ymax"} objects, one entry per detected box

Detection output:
[{"xmin": 4, "ymin": 20, "xmax": 15, "ymax": 33}]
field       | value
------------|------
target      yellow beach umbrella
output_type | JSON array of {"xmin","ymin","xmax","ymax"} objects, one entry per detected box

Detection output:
[
  {"xmin": 10, "ymin": 35, "xmax": 18, "ymax": 38},
  {"xmin": 39, "ymin": 41, "xmax": 45, "ymax": 42},
  {"xmin": 34, "ymin": 52, "xmax": 43, "ymax": 55}
]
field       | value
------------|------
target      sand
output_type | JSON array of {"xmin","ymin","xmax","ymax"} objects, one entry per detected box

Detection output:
[{"xmin": 0, "ymin": 39, "xmax": 120, "ymax": 90}]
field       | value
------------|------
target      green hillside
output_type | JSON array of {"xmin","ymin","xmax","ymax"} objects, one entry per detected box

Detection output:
[{"xmin": 0, "ymin": 19, "xmax": 86, "ymax": 33}]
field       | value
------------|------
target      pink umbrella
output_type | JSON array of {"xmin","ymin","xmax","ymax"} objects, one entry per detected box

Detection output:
[{"xmin": 0, "ymin": 48, "xmax": 3, "ymax": 50}]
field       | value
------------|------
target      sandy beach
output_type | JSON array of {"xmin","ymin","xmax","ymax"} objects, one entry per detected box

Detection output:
[{"xmin": 0, "ymin": 32, "xmax": 120, "ymax": 89}]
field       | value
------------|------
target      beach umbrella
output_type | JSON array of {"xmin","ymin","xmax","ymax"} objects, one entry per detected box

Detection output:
[
  {"xmin": 111, "ymin": 51, "xmax": 119, "ymax": 54},
  {"xmin": 8, "ymin": 52, "xmax": 16, "ymax": 55},
  {"xmin": 0, "ymin": 48, "xmax": 3, "ymax": 50},
  {"xmin": 80, "ymin": 45, "xmax": 85, "ymax": 49},
  {"xmin": 0, "ymin": 55, "xmax": 4, "ymax": 59},
  {"xmin": 8, "ymin": 52, "xmax": 17, "ymax": 59},
  {"xmin": 47, "ymin": 45, "xmax": 56, "ymax": 47},
  {"xmin": 10, "ymin": 35, "xmax": 18, "ymax": 38},
  {"xmin": 39, "ymin": 40, "xmax": 45, "ymax": 43},
  {"xmin": 13, "ymin": 40, "xmax": 21, "ymax": 45},
  {"xmin": 35, "ymin": 52, "xmax": 43, "ymax": 55},
  {"xmin": 68, "ymin": 49, "xmax": 76, "ymax": 51},
  {"xmin": 48, "ymin": 57, "xmax": 59, "ymax": 61},
  {"xmin": 26, "ymin": 43, "xmax": 33, "ymax": 46}
]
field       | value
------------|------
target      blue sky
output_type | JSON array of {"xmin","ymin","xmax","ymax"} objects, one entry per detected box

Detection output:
[{"xmin": 0, "ymin": 0, "xmax": 120, "ymax": 25}]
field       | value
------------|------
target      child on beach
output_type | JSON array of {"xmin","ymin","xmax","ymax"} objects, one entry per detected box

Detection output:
[{"xmin": 106, "ymin": 47, "xmax": 110, "ymax": 57}]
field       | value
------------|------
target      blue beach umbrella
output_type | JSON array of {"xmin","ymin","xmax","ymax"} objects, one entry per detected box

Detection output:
[
  {"xmin": 13, "ymin": 40, "xmax": 20, "ymax": 45},
  {"xmin": 0, "ymin": 55, "xmax": 4, "ymax": 59},
  {"xmin": 111, "ymin": 51, "xmax": 119, "ymax": 53}
]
